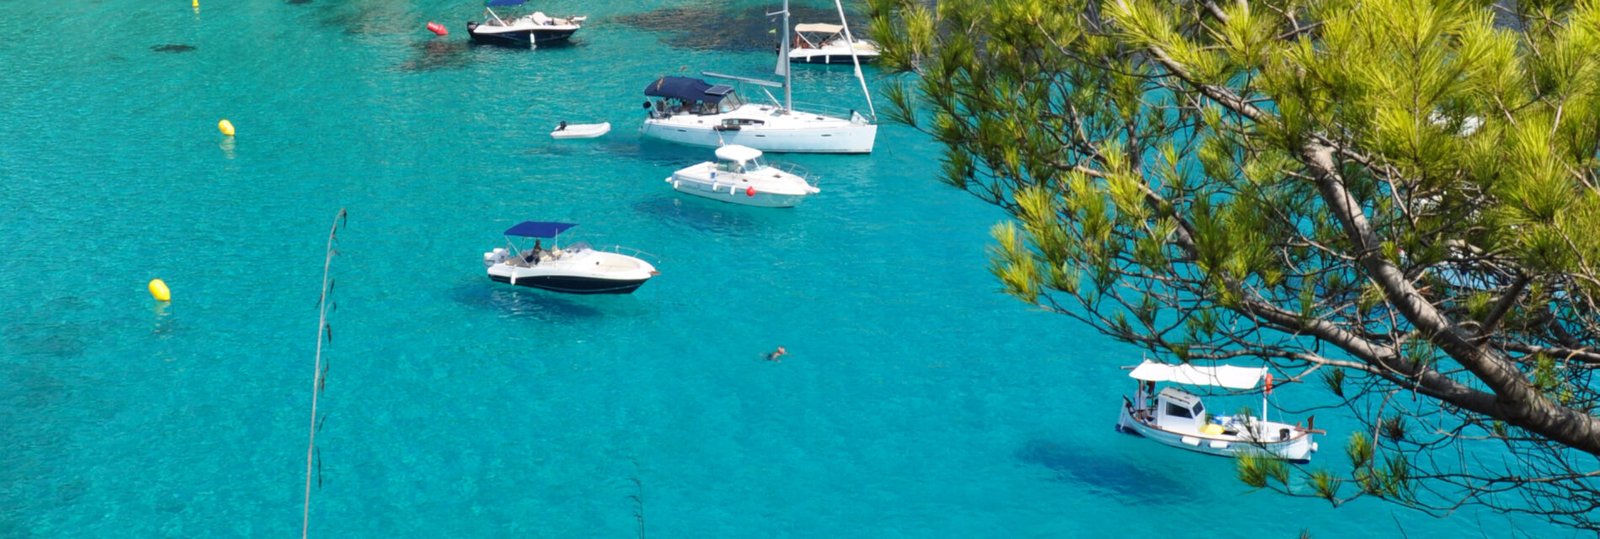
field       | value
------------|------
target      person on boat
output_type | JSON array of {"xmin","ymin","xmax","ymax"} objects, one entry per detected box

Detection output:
[
  {"xmin": 556, "ymin": 121, "xmax": 568, "ymax": 131},
  {"xmin": 525, "ymin": 240, "xmax": 543, "ymax": 264}
]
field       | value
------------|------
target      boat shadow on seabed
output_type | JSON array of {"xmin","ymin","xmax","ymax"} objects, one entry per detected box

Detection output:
[
  {"xmin": 1015, "ymin": 439, "xmax": 1187, "ymax": 504},
  {"xmin": 449, "ymin": 282, "xmax": 604, "ymax": 321}
]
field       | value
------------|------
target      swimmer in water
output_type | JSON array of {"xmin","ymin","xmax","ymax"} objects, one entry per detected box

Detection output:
[{"xmin": 765, "ymin": 346, "xmax": 787, "ymax": 362}]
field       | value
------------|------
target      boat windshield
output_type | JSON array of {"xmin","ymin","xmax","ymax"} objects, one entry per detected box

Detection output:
[
  {"xmin": 717, "ymin": 156, "xmax": 767, "ymax": 174},
  {"xmin": 717, "ymin": 92, "xmax": 744, "ymax": 113}
]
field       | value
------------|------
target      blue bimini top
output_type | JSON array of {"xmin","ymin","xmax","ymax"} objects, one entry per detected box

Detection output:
[
  {"xmin": 503, "ymin": 221, "xmax": 576, "ymax": 238},
  {"xmin": 644, "ymin": 76, "xmax": 735, "ymax": 105}
]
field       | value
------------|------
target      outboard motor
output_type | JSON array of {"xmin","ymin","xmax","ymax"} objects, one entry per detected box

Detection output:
[{"xmin": 484, "ymin": 248, "xmax": 508, "ymax": 267}]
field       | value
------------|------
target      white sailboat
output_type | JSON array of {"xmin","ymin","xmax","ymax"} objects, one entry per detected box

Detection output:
[{"xmin": 638, "ymin": 0, "xmax": 877, "ymax": 154}]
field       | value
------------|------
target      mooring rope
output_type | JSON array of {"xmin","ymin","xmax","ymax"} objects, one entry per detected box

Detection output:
[{"xmin": 303, "ymin": 209, "xmax": 346, "ymax": 538}]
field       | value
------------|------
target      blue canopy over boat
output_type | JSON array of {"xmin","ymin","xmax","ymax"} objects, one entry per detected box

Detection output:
[
  {"xmin": 485, "ymin": 0, "xmax": 525, "ymax": 7},
  {"xmin": 504, "ymin": 221, "xmax": 576, "ymax": 238},
  {"xmin": 644, "ymin": 77, "xmax": 735, "ymax": 104}
]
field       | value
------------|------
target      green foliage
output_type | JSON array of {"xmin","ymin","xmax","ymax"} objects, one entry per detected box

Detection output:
[
  {"xmin": 1322, "ymin": 368, "xmax": 1346, "ymax": 398},
  {"xmin": 872, "ymin": 0, "xmax": 1600, "ymax": 530},
  {"xmin": 1347, "ymin": 432, "xmax": 1374, "ymax": 469},
  {"xmin": 1310, "ymin": 470, "xmax": 1343, "ymax": 502}
]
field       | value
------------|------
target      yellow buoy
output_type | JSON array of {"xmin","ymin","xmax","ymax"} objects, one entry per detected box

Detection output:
[
  {"xmin": 148, "ymin": 279, "xmax": 172, "ymax": 302},
  {"xmin": 217, "ymin": 119, "xmax": 235, "ymax": 137}
]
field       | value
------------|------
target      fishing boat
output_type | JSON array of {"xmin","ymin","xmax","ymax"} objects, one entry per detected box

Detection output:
[
  {"xmin": 665, "ymin": 145, "xmax": 819, "ymax": 207},
  {"xmin": 482, "ymin": 221, "xmax": 659, "ymax": 294},
  {"xmin": 466, "ymin": 0, "xmax": 586, "ymax": 48},
  {"xmin": 1115, "ymin": 360, "xmax": 1321, "ymax": 462},
  {"xmin": 788, "ymin": 23, "xmax": 879, "ymax": 64},
  {"xmin": 638, "ymin": 0, "xmax": 877, "ymax": 154}
]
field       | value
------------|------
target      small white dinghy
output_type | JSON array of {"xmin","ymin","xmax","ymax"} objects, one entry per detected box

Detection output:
[{"xmin": 550, "ymin": 121, "xmax": 610, "ymax": 139}]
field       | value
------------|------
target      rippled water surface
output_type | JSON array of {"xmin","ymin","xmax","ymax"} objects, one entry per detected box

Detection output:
[{"xmin": 0, "ymin": 0, "xmax": 1567, "ymax": 537}]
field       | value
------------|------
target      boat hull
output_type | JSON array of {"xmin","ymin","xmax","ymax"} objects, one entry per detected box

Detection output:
[
  {"xmin": 466, "ymin": 26, "xmax": 578, "ymax": 47},
  {"xmin": 789, "ymin": 52, "xmax": 878, "ymax": 64},
  {"xmin": 641, "ymin": 120, "xmax": 876, "ymax": 154},
  {"xmin": 488, "ymin": 273, "xmax": 647, "ymax": 294},
  {"xmin": 1116, "ymin": 401, "xmax": 1315, "ymax": 462},
  {"xmin": 666, "ymin": 176, "xmax": 810, "ymax": 207}
]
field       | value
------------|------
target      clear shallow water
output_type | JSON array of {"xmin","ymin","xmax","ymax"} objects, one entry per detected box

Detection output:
[{"xmin": 0, "ymin": 1, "xmax": 1568, "ymax": 537}]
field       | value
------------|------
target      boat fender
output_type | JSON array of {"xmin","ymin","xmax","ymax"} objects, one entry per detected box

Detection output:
[
  {"xmin": 217, "ymin": 119, "xmax": 235, "ymax": 137},
  {"xmin": 426, "ymin": 22, "xmax": 448, "ymax": 36},
  {"xmin": 746, "ymin": 186, "xmax": 756, "ymax": 197},
  {"xmin": 148, "ymin": 279, "xmax": 171, "ymax": 302}
]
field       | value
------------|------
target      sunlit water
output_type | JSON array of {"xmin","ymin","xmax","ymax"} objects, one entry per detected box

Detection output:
[{"xmin": 0, "ymin": 0, "xmax": 1568, "ymax": 537}]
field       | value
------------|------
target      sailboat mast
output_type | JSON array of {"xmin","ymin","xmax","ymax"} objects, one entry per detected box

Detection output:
[
  {"xmin": 835, "ymin": 0, "xmax": 876, "ymax": 121},
  {"xmin": 781, "ymin": 0, "xmax": 793, "ymax": 112}
]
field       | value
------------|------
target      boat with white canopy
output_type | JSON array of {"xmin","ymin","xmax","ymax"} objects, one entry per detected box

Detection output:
[
  {"xmin": 466, "ymin": 0, "xmax": 586, "ymax": 48},
  {"xmin": 788, "ymin": 22, "xmax": 879, "ymax": 64},
  {"xmin": 1116, "ymin": 360, "xmax": 1321, "ymax": 462},
  {"xmin": 665, "ymin": 144, "xmax": 819, "ymax": 207},
  {"xmin": 638, "ymin": 0, "xmax": 877, "ymax": 154},
  {"xmin": 483, "ymin": 221, "xmax": 659, "ymax": 294}
]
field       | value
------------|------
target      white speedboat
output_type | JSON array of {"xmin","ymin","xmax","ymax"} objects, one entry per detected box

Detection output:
[
  {"xmin": 665, "ymin": 145, "xmax": 819, "ymax": 207},
  {"xmin": 1115, "ymin": 360, "xmax": 1321, "ymax": 462},
  {"xmin": 483, "ymin": 221, "xmax": 658, "ymax": 294},
  {"xmin": 638, "ymin": 0, "xmax": 877, "ymax": 154},
  {"xmin": 466, "ymin": 0, "xmax": 586, "ymax": 48},
  {"xmin": 788, "ymin": 23, "xmax": 879, "ymax": 64}
]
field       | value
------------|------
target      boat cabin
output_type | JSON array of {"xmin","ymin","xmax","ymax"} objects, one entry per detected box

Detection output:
[
  {"xmin": 1153, "ymin": 387, "xmax": 1206, "ymax": 433},
  {"xmin": 714, "ymin": 145, "xmax": 768, "ymax": 174},
  {"xmin": 644, "ymin": 76, "xmax": 744, "ymax": 118}
]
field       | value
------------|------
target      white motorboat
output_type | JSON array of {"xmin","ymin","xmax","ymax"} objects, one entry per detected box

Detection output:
[
  {"xmin": 638, "ymin": 0, "xmax": 877, "ymax": 154},
  {"xmin": 788, "ymin": 23, "xmax": 879, "ymax": 64},
  {"xmin": 466, "ymin": 0, "xmax": 586, "ymax": 48},
  {"xmin": 550, "ymin": 121, "xmax": 610, "ymax": 139},
  {"xmin": 665, "ymin": 145, "xmax": 819, "ymax": 207},
  {"xmin": 1115, "ymin": 360, "xmax": 1322, "ymax": 462},
  {"xmin": 483, "ymin": 221, "xmax": 659, "ymax": 294}
]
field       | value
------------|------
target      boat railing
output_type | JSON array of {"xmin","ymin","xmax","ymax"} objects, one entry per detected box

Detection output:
[
  {"xmin": 786, "ymin": 101, "xmax": 873, "ymax": 123},
  {"xmin": 599, "ymin": 245, "xmax": 662, "ymax": 264},
  {"xmin": 770, "ymin": 162, "xmax": 819, "ymax": 186},
  {"xmin": 565, "ymin": 240, "xmax": 662, "ymax": 264}
]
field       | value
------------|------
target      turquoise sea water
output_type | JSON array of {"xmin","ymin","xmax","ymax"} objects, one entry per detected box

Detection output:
[{"xmin": 0, "ymin": 1, "xmax": 1570, "ymax": 537}]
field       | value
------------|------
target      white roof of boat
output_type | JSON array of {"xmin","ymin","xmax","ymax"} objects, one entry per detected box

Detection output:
[
  {"xmin": 795, "ymin": 23, "xmax": 844, "ymax": 33},
  {"xmin": 1127, "ymin": 360, "xmax": 1266, "ymax": 389},
  {"xmin": 715, "ymin": 145, "xmax": 763, "ymax": 162}
]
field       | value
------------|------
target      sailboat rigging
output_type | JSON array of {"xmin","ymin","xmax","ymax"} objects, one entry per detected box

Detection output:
[{"xmin": 638, "ymin": 0, "xmax": 877, "ymax": 154}]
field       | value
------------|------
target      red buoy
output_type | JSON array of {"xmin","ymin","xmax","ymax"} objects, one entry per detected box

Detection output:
[
  {"xmin": 426, "ymin": 22, "xmax": 448, "ymax": 36},
  {"xmin": 745, "ymin": 186, "xmax": 756, "ymax": 197}
]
